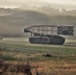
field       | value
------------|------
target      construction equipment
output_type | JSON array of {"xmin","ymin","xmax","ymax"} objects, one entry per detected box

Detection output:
[{"xmin": 24, "ymin": 25, "xmax": 74, "ymax": 45}]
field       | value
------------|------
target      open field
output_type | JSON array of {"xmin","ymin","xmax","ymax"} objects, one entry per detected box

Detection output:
[{"xmin": 0, "ymin": 37, "xmax": 76, "ymax": 75}]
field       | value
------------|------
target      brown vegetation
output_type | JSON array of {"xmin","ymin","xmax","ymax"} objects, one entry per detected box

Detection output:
[
  {"xmin": 0, "ymin": 60, "xmax": 76, "ymax": 75},
  {"xmin": 0, "ymin": 61, "xmax": 33, "ymax": 75},
  {"xmin": 0, "ymin": 39, "xmax": 76, "ymax": 75}
]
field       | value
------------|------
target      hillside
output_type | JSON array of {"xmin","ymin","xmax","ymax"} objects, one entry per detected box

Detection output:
[
  {"xmin": 0, "ymin": 7, "xmax": 76, "ymax": 38},
  {"xmin": 0, "ymin": 10, "xmax": 52, "ymax": 37}
]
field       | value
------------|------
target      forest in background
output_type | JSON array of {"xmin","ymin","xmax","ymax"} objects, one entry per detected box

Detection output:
[{"xmin": 0, "ymin": 5, "xmax": 76, "ymax": 38}]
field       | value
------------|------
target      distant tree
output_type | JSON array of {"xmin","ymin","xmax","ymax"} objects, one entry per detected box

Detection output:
[{"xmin": 61, "ymin": 8, "xmax": 66, "ymax": 12}]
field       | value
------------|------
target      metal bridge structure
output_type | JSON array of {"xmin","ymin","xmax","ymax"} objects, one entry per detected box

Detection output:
[{"xmin": 24, "ymin": 25, "xmax": 74, "ymax": 45}]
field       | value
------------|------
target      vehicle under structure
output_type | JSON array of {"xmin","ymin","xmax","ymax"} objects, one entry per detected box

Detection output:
[{"xmin": 24, "ymin": 25, "xmax": 74, "ymax": 45}]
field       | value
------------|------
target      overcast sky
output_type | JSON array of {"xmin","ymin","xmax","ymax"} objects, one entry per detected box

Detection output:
[{"xmin": 0, "ymin": 0, "xmax": 76, "ymax": 9}]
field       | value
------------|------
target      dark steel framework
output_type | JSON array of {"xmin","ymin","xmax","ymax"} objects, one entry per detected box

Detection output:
[
  {"xmin": 24, "ymin": 25, "xmax": 74, "ymax": 45},
  {"xmin": 24, "ymin": 25, "xmax": 74, "ymax": 36}
]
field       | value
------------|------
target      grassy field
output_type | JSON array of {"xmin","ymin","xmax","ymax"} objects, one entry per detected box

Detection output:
[{"xmin": 0, "ymin": 37, "xmax": 76, "ymax": 75}]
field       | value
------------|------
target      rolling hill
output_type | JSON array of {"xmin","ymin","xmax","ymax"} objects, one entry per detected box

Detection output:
[{"xmin": 0, "ymin": 8, "xmax": 76, "ymax": 39}]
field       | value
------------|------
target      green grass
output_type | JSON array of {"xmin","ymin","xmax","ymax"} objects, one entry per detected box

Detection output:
[
  {"xmin": 0, "ymin": 37, "xmax": 76, "ymax": 62},
  {"xmin": 0, "ymin": 37, "xmax": 76, "ymax": 75}
]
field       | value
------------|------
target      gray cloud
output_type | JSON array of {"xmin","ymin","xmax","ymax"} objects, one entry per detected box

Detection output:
[{"xmin": 0, "ymin": 0, "xmax": 76, "ymax": 9}]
